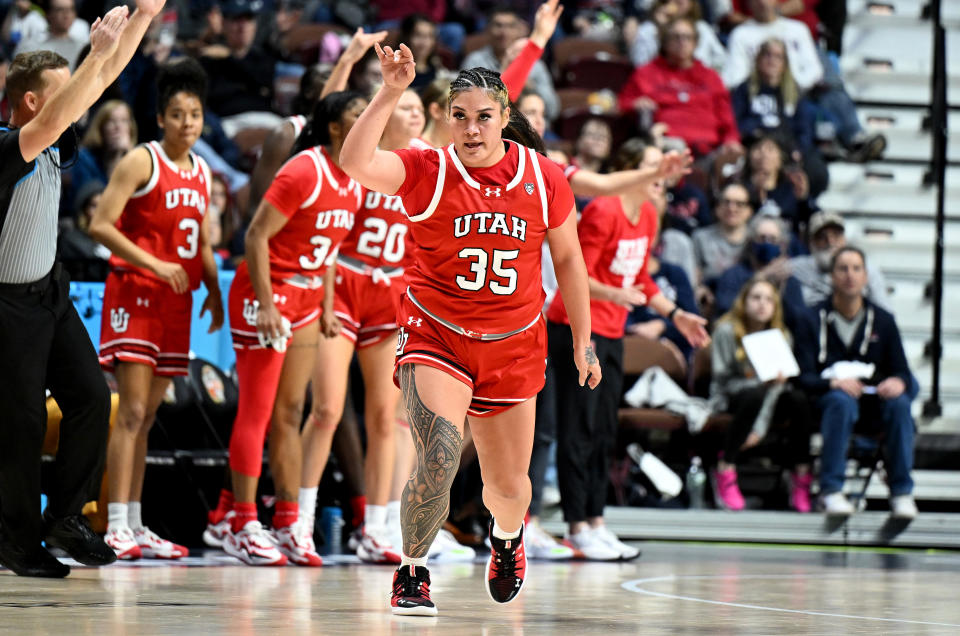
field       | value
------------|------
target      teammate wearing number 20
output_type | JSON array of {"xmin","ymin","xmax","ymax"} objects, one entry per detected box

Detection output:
[{"xmin": 91, "ymin": 59, "xmax": 223, "ymax": 561}]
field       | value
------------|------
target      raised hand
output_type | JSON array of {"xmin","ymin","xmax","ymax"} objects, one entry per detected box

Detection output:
[
  {"xmin": 374, "ymin": 42, "xmax": 416, "ymax": 90},
  {"xmin": 135, "ymin": 0, "xmax": 167, "ymax": 18},
  {"xmin": 343, "ymin": 27, "xmax": 389, "ymax": 64},
  {"xmin": 89, "ymin": 5, "xmax": 130, "ymax": 59},
  {"xmin": 657, "ymin": 148, "xmax": 693, "ymax": 181},
  {"xmin": 530, "ymin": 0, "xmax": 564, "ymax": 48}
]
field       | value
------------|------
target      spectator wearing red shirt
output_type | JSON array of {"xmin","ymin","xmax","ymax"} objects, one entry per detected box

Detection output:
[{"xmin": 618, "ymin": 17, "xmax": 742, "ymax": 159}]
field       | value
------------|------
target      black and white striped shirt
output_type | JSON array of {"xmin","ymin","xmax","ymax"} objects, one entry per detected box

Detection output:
[{"xmin": 0, "ymin": 126, "xmax": 74, "ymax": 284}]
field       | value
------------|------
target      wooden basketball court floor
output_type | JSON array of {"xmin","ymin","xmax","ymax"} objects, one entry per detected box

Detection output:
[{"xmin": 2, "ymin": 542, "xmax": 959, "ymax": 634}]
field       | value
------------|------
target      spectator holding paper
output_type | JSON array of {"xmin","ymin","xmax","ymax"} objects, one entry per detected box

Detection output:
[
  {"xmin": 795, "ymin": 246, "xmax": 918, "ymax": 519},
  {"xmin": 710, "ymin": 277, "xmax": 813, "ymax": 512}
]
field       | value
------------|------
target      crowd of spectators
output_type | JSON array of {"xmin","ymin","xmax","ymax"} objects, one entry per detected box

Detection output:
[{"xmin": 0, "ymin": 0, "xmax": 917, "ymax": 524}]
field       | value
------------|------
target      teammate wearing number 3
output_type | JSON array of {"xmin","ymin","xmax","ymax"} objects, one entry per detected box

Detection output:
[
  {"xmin": 90, "ymin": 58, "xmax": 222, "ymax": 560},
  {"xmin": 340, "ymin": 43, "xmax": 601, "ymax": 616}
]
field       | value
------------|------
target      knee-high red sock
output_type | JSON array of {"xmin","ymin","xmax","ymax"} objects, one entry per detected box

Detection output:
[{"xmin": 229, "ymin": 347, "xmax": 286, "ymax": 477}]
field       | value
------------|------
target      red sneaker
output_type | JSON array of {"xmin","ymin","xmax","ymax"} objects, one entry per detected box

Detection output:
[
  {"xmin": 485, "ymin": 520, "xmax": 526, "ymax": 604},
  {"xmin": 391, "ymin": 565, "xmax": 437, "ymax": 616}
]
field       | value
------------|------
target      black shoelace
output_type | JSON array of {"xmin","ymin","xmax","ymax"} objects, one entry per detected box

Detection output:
[
  {"xmin": 395, "ymin": 570, "xmax": 429, "ymax": 598},
  {"xmin": 493, "ymin": 542, "xmax": 519, "ymax": 579}
]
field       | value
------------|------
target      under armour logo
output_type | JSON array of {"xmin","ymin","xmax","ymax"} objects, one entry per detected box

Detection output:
[
  {"xmin": 242, "ymin": 299, "xmax": 259, "ymax": 326},
  {"xmin": 136, "ymin": 297, "xmax": 150, "ymax": 307},
  {"xmin": 483, "ymin": 186, "xmax": 502, "ymax": 198},
  {"xmin": 524, "ymin": 182, "xmax": 534, "ymax": 195},
  {"xmin": 110, "ymin": 308, "xmax": 130, "ymax": 333},
  {"xmin": 407, "ymin": 317, "xmax": 422, "ymax": 327}
]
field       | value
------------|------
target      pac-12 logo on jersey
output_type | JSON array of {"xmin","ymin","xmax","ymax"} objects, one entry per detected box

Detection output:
[
  {"xmin": 110, "ymin": 308, "xmax": 130, "ymax": 333},
  {"xmin": 242, "ymin": 299, "xmax": 259, "ymax": 326},
  {"xmin": 483, "ymin": 186, "xmax": 502, "ymax": 198},
  {"xmin": 524, "ymin": 182, "xmax": 535, "ymax": 195}
]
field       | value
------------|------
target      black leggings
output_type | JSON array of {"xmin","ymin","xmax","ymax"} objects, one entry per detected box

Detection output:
[{"xmin": 722, "ymin": 385, "xmax": 813, "ymax": 467}]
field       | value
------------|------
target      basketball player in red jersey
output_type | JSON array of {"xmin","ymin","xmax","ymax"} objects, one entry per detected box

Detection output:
[
  {"xmin": 547, "ymin": 137, "xmax": 710, "ymax": 560},
  {"xmin": 223, "ymin": 91, "xmax": 365, "ymax": 566},
  {"xmin": 300, "ymin": 86, "xmax": 424, "ymax": 564},
  {"xmin": 340, "ymin": 43, "xmax": 601, "ymax": 614},
  {"xmin": 89, "ymin": 58, "xmax": 222, "ymax": 560}
]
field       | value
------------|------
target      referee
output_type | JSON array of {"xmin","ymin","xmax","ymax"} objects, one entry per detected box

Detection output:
[{"xmin": 0, "ymin": 0, "xmax": 167, "ymax": 578}]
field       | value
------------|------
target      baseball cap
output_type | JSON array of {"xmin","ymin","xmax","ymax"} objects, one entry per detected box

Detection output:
[{"xmin": 808, "ymin": 210, "xmax": 845, "ymax": 238}]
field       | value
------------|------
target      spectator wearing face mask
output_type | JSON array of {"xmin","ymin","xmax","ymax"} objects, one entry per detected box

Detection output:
[
  {"xmin": 714, "ymin": 214, "xmax": 808, "ymax": 333},
  {"xmin": 789, "ymin": 211, "xmax": 891, "ymax": 313}
]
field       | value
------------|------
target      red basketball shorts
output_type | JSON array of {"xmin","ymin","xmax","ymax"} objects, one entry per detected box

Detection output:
[
  {"xmin": 228, "ymin": 263, "xmax": 324, "ymax": 350},
  {"xmin": 393, "ymin": 292, "xmax": 547, "ymax": 417},
  {"xmin": 99, "ymin": 270, "xmax": 193, "ymax": 376},
  {"xmin": 333, "ymin": 267, "xmax": 400, "ymax": 348}
]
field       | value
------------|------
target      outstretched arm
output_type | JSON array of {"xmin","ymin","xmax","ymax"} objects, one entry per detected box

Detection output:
[
  {"xmin": 569, "ymin": 148, "xmax": 692, "ymax": 197},
  {"xmin": 320, "ymin": 27, "xmax": 388, "ymax": 99}
]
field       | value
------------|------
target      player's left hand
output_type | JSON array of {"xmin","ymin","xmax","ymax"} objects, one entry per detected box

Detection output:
[
  {"xmin": 575, "ymin": 342, "xmax": 602, "ymax": 390},
  {"xmin": 201, "ymin": 292, "xmax": 224, "ymax": 333},
  {"xmin": 657, "ymin": 149, "xmax": 693, "ymax": 181},
  {"xmin": 320, "ymin": 310, "xmax": 342, "ymax": 338},
  {"xmin": 374, "ymin": 43, "xmax": 416, "ymax": 90},
  {"xmin": 673, "ymin": 310, "xmax": 710, "ymax": 348}
]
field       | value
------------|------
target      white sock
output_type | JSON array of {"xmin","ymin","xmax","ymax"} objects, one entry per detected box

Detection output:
[
  {"xmin": 107, "ymin": 503, "xmax": 128, "ymax": 532},
  {"xmin": 386, "ymin": 500, "xmax": 401, "ymax": 526},
  {"xmin": 400, "ymin": 553, "xmax": 428, "ymax": 569},
  {"xmin": 127, "ymin": 501, "xmax": 143, "ymax": 530},
  {"xmin": 492, "ymin": 519, "xmax": 521, "ymax": 540},
  {"xmin": 365, "ymin": 504, "xmax": 387, "ymax": 531},
  {"xmin": 299, "ymin": 487, "xmax": 318, "ymax": 524}
]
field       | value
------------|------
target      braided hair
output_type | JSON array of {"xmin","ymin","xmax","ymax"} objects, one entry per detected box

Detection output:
[
  {"xmin": 293, "ymin": 90, "xmax": 366, "ymax": 156},
  {"xmin": 449, "ymin": 67, "xmax": 546, "ymax": 155}
]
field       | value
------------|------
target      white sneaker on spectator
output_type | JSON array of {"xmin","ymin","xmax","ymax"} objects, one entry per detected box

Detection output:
[
  {"xmin": 357, "ymin": 525, "xmax": 402, "ymax": 564},
  {"xmin": 273, "ymin": 522, "xmax": 323, "ymax": 567},
  {"xmin": 541, "ymin": 485, "xmax": 561, "ymax": 508},
  {"xmin": 224, "ymin": 521, "xmax": 288, "ymax": 566},
  {"xmin": 203, "ymin": 511, "xmax": 234, "ymax": 549},
  {"xmin": 428, "ymin": 529, "xmax": 476, "ymax": 562},
  {"xmin": 592, "ymin": 526, "xmax": 640, "ymax": 561},
  {"xmin": 524, "ymin": 522, "xmax": 574, "ymax": 560},
  {"xmin": 890, "ymin": 494, "xmax": 918, "ymax": 519},
  {"xmin": 566, "ymin": 528, "xmax": 620, "ymax": 561},
  {"xmin": 822, "ymin": 492, "xmax": 855, "ymax": 516}
]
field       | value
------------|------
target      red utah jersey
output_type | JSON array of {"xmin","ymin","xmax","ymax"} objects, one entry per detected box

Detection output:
[
  {"xmin": 394, "ymin": 140, "xmax": 574, "ymax": 338},
  {"xmin": 337, "ymin": 188, "xmax": 412, "ymax": 269},
  {"xmin": 109, "ymin": 141, "xmax": 210, "ymax": 290},
  {"xmin": 263, "ymin": 145, "xmax": 361, "ymax": 281},
  {"xmin": 547, "ymin": 196, "xmax": 660, "ymax": 339}
]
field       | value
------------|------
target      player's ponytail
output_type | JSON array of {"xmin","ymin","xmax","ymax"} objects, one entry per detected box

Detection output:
[
  {"xmin": 293, "ymin": 90, "xmax": 366, "ymax": 156},
  {"xmin": 503, "ymin": 108, "xmax": 546, "ymax": 155}
]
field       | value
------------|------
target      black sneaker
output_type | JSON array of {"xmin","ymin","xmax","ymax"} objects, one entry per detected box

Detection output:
[
  {"xmin": 485, "ymin": 519, "xmax": 526, "ymax": 604},
  {"xmin": 0, "ymin": 537, "xmax": 70, "ymax": 578},
  {"xmin": 44, "ymin": 515, "xmax": 117, "ymax": 566},
  {"xmin": 391, "ymin": 565, "xmax": 438, "ymax": 616}
]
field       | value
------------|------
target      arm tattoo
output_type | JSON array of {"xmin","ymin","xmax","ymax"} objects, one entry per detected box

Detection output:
[
  {"xmin": 585, "ymin": 345, "xmax": 598, "ymax": 365},
  {"xmin": 398, "ymin": 364, "xmax": 463, "ymax": 558}
]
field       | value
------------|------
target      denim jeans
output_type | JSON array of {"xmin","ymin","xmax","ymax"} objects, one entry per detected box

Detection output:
[{"xmin": 818, "ymin": 388, "xmax": 916, "ymax": 497}]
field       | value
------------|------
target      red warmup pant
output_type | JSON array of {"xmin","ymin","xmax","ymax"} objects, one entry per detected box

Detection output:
[{"xmin": 228, "ymin": 347, "xmax": 286, "ymax": 477}]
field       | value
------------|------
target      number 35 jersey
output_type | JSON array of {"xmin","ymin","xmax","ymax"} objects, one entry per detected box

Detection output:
[
  {"xmin": 263, "ymin": 145, "xmax": 361, "ymax": 282},
  {"xmin": 394, "ymin": 141, "xmax": 574, "ymax": 337},
  {"xmin": 109, "ymin": 141, "xmax": 211, "ymax": 290}
]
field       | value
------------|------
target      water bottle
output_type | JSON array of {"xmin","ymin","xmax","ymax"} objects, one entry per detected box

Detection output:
[
  {"xmin": 319, "ymin": 506, "xmax": 344, "ymax": 555},
  {"xmin": 686, "ymin": 457, "xmax": 707, "ymax": 509}
]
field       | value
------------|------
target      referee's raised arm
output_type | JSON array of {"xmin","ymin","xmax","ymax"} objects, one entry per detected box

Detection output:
[{"xmin": 15, "ymin": 0, "xmax": 167, "ymax": 162}]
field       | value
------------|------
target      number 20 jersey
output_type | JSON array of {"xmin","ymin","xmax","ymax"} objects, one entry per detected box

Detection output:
[
  {"xmin": 394, "ymin": 141, "xmax": 574, "ymax": 337},
  {"xmin": 109, "ymin": 141, "xmax": 211, "ymax": 290}
]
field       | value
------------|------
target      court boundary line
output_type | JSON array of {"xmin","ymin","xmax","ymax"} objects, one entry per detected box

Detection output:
[{"xmin": 622, "ymin": 574, "xmax": 960, "ymax": 628}]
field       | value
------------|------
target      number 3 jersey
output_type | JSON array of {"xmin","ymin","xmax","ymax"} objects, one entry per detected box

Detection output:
[
  {"xmin": 393, "ymin": 140, "xmax": 574, "ymax": 337},
  {"xmin": 109, "ymin": 141, "xmax": 211, "ymax": 290},
  {"xmin": 263, "ymin": 145, "xmax": 361, "ymax": 282}
]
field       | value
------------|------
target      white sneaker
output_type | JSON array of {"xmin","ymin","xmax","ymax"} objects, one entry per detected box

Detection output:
[
  {"xmin": 203, "ymin": 511, "xmax": 234, "ymax": 548},
  {"xmin": 428, "ymin": 529, "xmax": 476, "ymax": 562},
  {"xmin": 104, "ymin": 526, "xmax": 142, "ymax": 560},
  {"xmin": 273, "ymin": 522, "xmax": 323, "ymax": 566},
  {"xmin": 524, "ymin": 523, "xmax": 574, "ymax": 560},
  {"xmin": 135, "ymin": 527, "xmax": 188, "ymax": 559},
  {"xmin": 541, "ymin": 485, "xmax": 561, "ymax": 508},
  {"xmin": 566, "ymin": 528, "xmax": 620, "ymax": 561},
  {"xmin": 890, "ymin": 494, "xmax": 918, "ymax": 519},
  {"xmin": 224, "ymin": 521, "xmax": 288, "ymax": 566},
  {"xmin": 592, "ymin": 526, "xmax": 640, "ymax": 561},
  {"xmin": 822, "ymin": 492, "xmax": 855, "ymax": 516},
  {"xmin": 357, "ymin": 525, "xmax": 402, "ymax": 564}
]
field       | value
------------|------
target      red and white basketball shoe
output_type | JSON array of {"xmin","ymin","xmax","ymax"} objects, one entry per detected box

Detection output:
[
  {"xmin": 203, "ymin": 510, "xmax": 234, "ymax": 549},
  {"xmin": 135, "ymin": 527, "xmax": 189, "ymax": 559},
  {"xmin": 224, "ymin": 521, "xmax": 288, "ymax": 566},
  {"xmin": 104, "ymin": 527, "xmax": 142, "ymax": 561},
  {"xmin": 486, "ymin": 520, "xmax": 526, "ymax": 604},
  {"xmin": 273, "ymin": 522, "xmax": 323, "ymax": 567},
  {"xmin": 356, "ymin": 525, "xmax": 402, "ymax": 564}
]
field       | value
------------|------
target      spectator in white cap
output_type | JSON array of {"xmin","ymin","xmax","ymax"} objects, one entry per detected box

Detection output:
[{"xmin": 790, "ymin": 211, "xmax": 891, "ymax": 313}]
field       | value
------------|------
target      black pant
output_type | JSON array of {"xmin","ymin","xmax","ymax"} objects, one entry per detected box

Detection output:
[
  {"xmin": 723, "ymin": 385, "xmax": 812, "ymax": 467},
  {"xmin": 0, "ymin": 265, "xmax": 111, "ymax": 549},
  {"xmin": 549, "ymin": 321, "xmax": 623, "ymax": 523},
  {"xmin": 528, "ymin": 361, "xmax": 556, "ymax": 517}
]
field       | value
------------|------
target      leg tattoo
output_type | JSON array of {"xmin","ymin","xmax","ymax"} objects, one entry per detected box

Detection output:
[{"xmin": 398, "ymin": 365, "xmax": 463, "ymax": 558}]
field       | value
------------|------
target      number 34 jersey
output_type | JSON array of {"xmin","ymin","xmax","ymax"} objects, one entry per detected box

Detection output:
[
  {"xmin": 263, "ymin": 145, "xmax": 361, "ymax": 282},
  {"xmin": 394, "ymin": 141, "xmax": 574, "ymax": 337},
  {"xmin": 109, "ymin": 141, "xmax": 211, "ymax": 290}
]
